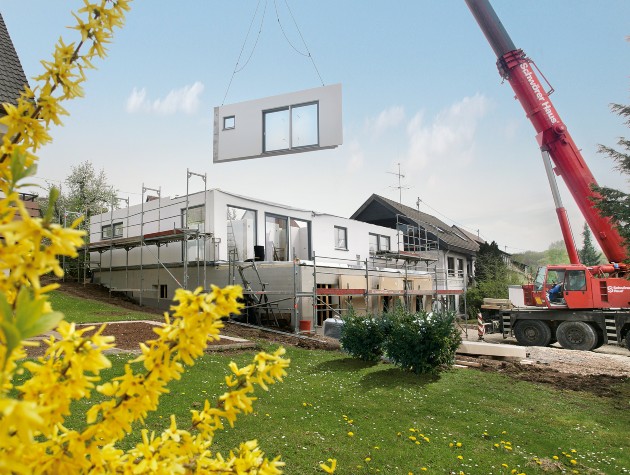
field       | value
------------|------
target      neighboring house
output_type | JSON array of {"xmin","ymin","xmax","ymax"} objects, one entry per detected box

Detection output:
[
  {"xmin": 0, "ymin": 12, "xmax": 28, "ymax": 135},
  {"xmin": 0, "ymin": 13, "xmax": 39, "ymax": 219},
  {"xmin": 88, "ymin": 189, "xmax": 435, "ymax": 329},
  {"xmin": 351, "ymin": 194, "xmax": 481, "ymax": 313}
]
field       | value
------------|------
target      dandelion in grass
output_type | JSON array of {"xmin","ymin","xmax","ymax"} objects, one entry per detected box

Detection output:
[
  {"xmin": 347, "ymin": 431, "xmax": 354, "ymax": 437},
  {"xmin": 319, "ymin": 458, "xmax": 337, "ymax": 474}
]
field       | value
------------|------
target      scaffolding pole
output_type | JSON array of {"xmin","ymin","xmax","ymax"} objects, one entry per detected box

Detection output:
[
  {"xmin": 186, "ymin": 168, "xmax": 208, "ymax": 290},
  {"xmin": 141, "ymin": 184, "xmax": 161, "ymax": 306}
]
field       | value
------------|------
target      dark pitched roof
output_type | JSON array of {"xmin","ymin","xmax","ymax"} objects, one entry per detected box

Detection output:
[
  {"xmin": 452, "ymin": 224, "xmax": 486, "ymax": 246},
  {"xmin": 0, "ymin": 12, "xmax": 28, "ymax": 114},
  {"xmin": 351, "ymin": 194, "xmax": 480, "ymax": 254}
]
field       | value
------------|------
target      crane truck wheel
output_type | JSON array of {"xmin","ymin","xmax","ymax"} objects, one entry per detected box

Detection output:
[
  {"xmin": 513, "ymin": 320, "xmax": 551, "ymax": 347},
  {"xmin": 556, "ymin": 321, "xmax": 597, "ymax": 351},
  {"xmin": 590, "ymin": 324, "xmax": 605, "ymax": 350}
]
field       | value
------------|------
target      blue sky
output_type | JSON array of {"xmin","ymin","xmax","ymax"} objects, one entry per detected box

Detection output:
[{"xmin": 2, "ymin": 1, "xmax": 628, "ymax": 253}]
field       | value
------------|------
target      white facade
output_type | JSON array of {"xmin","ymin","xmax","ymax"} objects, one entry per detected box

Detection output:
[
  {"xmin": 89, "ymin": 189, "xmax": 403, "ymax": 270},
  {"xmin": 88, "ymin": 189, "xmax": 436, "ymax": 329}
]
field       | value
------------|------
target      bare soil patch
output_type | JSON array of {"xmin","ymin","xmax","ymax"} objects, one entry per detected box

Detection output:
[{"xmin": 37, "ymin": 279, "xmax": 629, "ymax": 400}]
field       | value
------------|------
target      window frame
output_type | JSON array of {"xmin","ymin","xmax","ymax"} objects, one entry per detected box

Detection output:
[
  {"xmin": 223, "ymin": 115, "xmax": 235, "ymax": 130},
  {"xmin": 227, "ymin": 205, "xmax": 258, "ymax": 261},
  {"xmin": 182, "ymin": 204, "xmax": 205, "ymax": 230},
  {"xmin": 447, "ymin": 256, "xmax": 456, "ymax": 277},
  {"xmin": 263, "ymin": 101, "xmax": 319, "ymax": 153},
  {"xmin": 102, "ymin": 222, "xmax": 123, "ymax": 240},
  {"xmin": 265, "ymin": 213, "xmax": 289, "ymax": 261},
  {"xmin": 369, "ymin": 233, "xmax": 391, "ymax": 254},
  {"xmin": 334, "ymin": 226, "xmax": 348, "ymax": 251}
]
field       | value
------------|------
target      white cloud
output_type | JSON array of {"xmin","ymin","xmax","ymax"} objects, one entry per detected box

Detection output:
[
  {"xmin": 125, "ymin": 82, "xmax": 205, "ymax": 115},
  {"xmin": 346, "ymin": 140, "xmax": 365, "ymax": 174},
  {"xmin": 365, "ymin": 106, "xmax": 405, "ymax": 136},
  {"xmin": 404, "ymin": 94, "xmax": 489, "ymax": 172},
  {"xmin": 125, "ymin": 87, "xmax": 147, "ymax": 113}
]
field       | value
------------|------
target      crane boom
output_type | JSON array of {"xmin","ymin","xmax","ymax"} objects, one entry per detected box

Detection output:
[{"xmin": 465, "ymin": 0, "xmax": 627, "ymax": 264}]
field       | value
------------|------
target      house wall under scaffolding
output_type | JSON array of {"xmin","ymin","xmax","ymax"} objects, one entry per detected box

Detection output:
[
  {"xmin": 86, "ymin": 178, "xmax": 469, "ymax": 331},
  {"xmin": 91, "ymin": 248, "xmax": 447, "ymax": 332}
]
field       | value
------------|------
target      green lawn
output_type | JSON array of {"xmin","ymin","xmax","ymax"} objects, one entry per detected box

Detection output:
[
  {"xmin": 48, "ymin": 291, "xmax": 161, "ymax": 323},
  {"xmin": 54, "ymin": 345, "xmax": 629, "ymax": 475},
  {"xmin": 29, "ymin": 292, "xmax": 630, "ymax": 473}
]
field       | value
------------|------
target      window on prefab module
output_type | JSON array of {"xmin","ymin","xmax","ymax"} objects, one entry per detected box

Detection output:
[
  {"xmin": 290, "ymin": 218, "xmax": 311, "ymax": 260},
  {"xmin": 183, "ymin": 205, "xmax": 205, "ymax": 230},
  {"xmin": 102, "ymin": 222, "xmax": 123, "ymax": 239},
  {"xmin": 266, "ymin": 215, "xmax": 288, "ymax": 261},
  {"xmin": 182, "ymin": 205, "xmax": 205, "ymax": 262},
  {"xmin": 227, "ymin": 206, "xmax": 256, "ymax": 261},
  {"xmin": 334, "ymin": 226, "xmax": 348, "ymax": 250},
  {"xmin": 263, "ymin": 102, "xmax": 319, "ymax": 153},
  {"xmin": 369, "ymin": 233, "xmax": 391, "ymax": 254}
]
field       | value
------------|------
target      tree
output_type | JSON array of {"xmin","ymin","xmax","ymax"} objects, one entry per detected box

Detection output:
[
  {"xmin": 512, "ymin": 241, "xmax": 571, "ymax": 270},
  {"xmin": 466, "ymin": 241, "xmax": 521, "ymax": 318},
  {"xmin": 579, "ymin": 222, "xmax": 603, "ymax": 265},
  {"xmin": 474, "ymin": 241, "xmax": 507, "ymax": 283},
  {"xmin": 544, "ymin": 240, "xmax": 571, "ymax": 265},
  {"xmin": 592, "ymin": 102, "xmax": 630, "ymax": 262},
  {"xmin": 37, "ymin": 161, "xmax": 119, "ymax": 281},
  {"xmin": 38, "ymin": 160, "xmax": 118, "ymax": 224}
]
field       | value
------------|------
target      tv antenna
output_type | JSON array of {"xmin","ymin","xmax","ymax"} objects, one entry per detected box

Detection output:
[{"xmin": 387, "ymin": 162, "xmax": 409, "ymax": 205}]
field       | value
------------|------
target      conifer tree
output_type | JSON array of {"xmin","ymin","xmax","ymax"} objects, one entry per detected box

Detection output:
[
  {"xmin": 592, "ymin": 102, "xmax": 630, "ymax": 261},
  {"xmin": 578, "ymin": 222, "xmax": 602, "ymax": 265}
]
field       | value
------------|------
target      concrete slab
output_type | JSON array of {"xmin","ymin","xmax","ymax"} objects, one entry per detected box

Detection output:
[{"xmin": 457, "ymin": 341, "xmax": 528, "ymax": 359}]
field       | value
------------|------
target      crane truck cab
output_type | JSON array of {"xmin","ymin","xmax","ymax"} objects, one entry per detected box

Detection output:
[
  {"xmin": 491, "ymin": 265, "xmax": 630, "ymax": 351},
  {"xmin": 531, "ymin": 265, "xmax": 591, "ymax": 309}
]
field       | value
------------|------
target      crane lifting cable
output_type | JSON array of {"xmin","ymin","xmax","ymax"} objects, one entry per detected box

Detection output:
[
  {"xmin": 222, "ymin": 0, "xmax": 268, "ymax": 105},
  {"xmin": 274, "ymin": 0, "xmax": 324, "ymax": 86},
  {"xmin": 222, "ymin": 0, "xmax": 324, "ymax": 105}
]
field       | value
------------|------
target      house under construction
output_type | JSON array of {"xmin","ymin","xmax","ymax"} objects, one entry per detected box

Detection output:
[{"xmin": 86, "ymin": 180, "xmax": 472, "ymax": 332}]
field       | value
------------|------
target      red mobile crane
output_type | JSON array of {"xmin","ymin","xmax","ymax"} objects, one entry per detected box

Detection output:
[{"xmin": 465, "ymin": 0, "xmax": 630, "ymax": 351}]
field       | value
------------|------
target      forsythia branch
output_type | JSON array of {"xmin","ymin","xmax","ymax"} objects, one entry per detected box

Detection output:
[{"xmin": 0, "ymin": 1, "xmax": 290, "ymax": 473}]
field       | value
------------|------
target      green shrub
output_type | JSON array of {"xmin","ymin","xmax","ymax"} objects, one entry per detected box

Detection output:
[
  {"xmin": 340, "ymin": 307, "xmax": 462, "ymax": 374},
  {"xmin": 383, "ymin": 310, "xmax": 462, "ymax": 374},
  {"xmin": 339, "ymin": 310, "xmax": 387, "ymax": 362}
]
